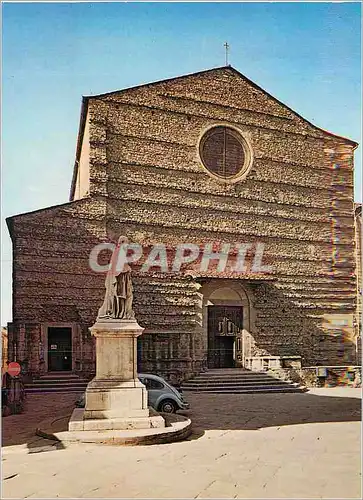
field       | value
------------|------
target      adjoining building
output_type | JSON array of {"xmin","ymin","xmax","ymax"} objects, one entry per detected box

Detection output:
[
  {"xmin": 354, "ymin": 203, "xmax": 362, "ymax": 362},
  {"xmin": 6, "ymin": 66, "xmax": 360, "ymax": 384},
  {"xmin": 2, "ymin": 327, "xmax": 8, "ymax": 374}
]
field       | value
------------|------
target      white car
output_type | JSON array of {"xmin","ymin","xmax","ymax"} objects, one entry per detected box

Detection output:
[
  {"xmin": 76, "ymin": 373, "xmax": 190, "ymax": 414},
  {"xmin": 138, "ymin": 373, "xmax": 190, "ymax": 413}
]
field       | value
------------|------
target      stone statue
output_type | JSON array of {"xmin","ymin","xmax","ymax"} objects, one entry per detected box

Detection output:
[{"xmin": 97, "ymin": 235, "xmax": 135, "ymax": 321}]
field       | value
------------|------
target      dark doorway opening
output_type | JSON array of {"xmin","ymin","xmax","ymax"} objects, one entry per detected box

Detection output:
[
  {"xmin": 207, "ymin": 305, "xmax": 243, "ymax": 368},
  {"xmin": 48, "ymin": 327, "xmax": 72, "ymax": 371}
]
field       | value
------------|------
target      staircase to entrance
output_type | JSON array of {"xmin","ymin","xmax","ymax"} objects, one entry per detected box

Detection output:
[
  {"xmin": 181, "ymin": 368, "xmax": 307, "ymax": 394},
  {"xmin": 24, "ymin": 372, "xmax": 89, "ymax": 394}
]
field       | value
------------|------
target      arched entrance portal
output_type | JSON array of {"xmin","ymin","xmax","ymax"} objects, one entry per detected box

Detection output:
[{"xmin": 200, "ymin": 282, "xmax": 253, "ymax": 369}]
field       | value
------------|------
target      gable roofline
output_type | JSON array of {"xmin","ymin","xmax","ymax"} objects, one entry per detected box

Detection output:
[
  {"xmin": 69, "ymin": 65, "xmax": 358, "ymax": 200},
  {"xmin": 6, "ymin": 199, "xmax": 86, "ymax": 240}
]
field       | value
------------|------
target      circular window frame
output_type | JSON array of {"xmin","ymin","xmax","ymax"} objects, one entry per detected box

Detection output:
[{"xmin": 197, "ymin": 124, "xmax": 253, "ymax": 184}]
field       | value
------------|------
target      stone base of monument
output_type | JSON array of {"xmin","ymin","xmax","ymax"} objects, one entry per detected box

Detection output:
[
  {"xmin": 36, "ymin": 410, "xmax": 192, "ymax": 446},
  {"xmin": 67, "ymin": 319, "xmax": 168, "ymax": 434},
  {"xmin": 69, "ymin": 407, "xmax": 165, "ymax": 431},
  {"xmin": 81, "ymin": 377, "xmax": 155, "ymax": 421}
]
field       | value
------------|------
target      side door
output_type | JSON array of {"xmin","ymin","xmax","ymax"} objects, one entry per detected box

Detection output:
[
  {"xmin": 48, "ymin": 327, "xmax": 72, "ymax": 371},
  {"xmin": 138, "ymin": 376, "xmax": 149, "ymax": 404},
  {"xmin": 141, "ymin": 377, "xmax": 165, "ymax": 409}
]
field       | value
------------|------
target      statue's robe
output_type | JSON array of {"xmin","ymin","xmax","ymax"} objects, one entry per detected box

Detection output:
[{"xmin": 97, "ymin": 240, "xmax": 134, "ymax": 320}]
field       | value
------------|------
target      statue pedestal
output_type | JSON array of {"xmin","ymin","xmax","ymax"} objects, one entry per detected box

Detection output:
[{"xmin": 69, "ymin": 319, "xmax": 165, "ymax": 431}]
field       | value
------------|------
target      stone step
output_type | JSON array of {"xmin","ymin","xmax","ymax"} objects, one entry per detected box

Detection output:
[
  {"xmin": 191, "ymin": 373, "xmax": 278, "ymax": 378},
  {"xmin": 25, "ymin": 387, "xmax": 86, "ymax": 394},
  {"xmin": 205, "ymin": 369, "xmax": 250, "ymax": 372},
  {"xmin": 188, "ymin": 375, "xmax": 278, "ymax": 380},
  {"xmin": 183, "ymin": 382, "xmax": 299, "ymax": 390},
  {"xmin": 38, "ymin": 374, "xmax": 83, "ymax": 380},
  {"xmin": 183, "ymin": 376, "xmax": 291, "ymax": 383},
  {"xmin": 186, "ymin": 376, "xmax": 285, "ymax": 382},
  {"xmin": 31, "ymin": 379, "xmax": 89, "ymax": 385},
  {"xmin": 182, "ymin": 381, "xmax": 292, "ymax": 388},
  {"xmin": 183, "ymin": 386, "xmax": 306, "ymax": 394},
  {"xmin": 184, "ymin": 377, "xmax": 291, "ymax": 383},
  {"xmin": 25, "ymin": 382, "xmax": 87, "ymax": 390}
]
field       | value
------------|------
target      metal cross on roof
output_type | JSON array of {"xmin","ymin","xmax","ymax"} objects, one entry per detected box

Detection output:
[{"xmin": 224, "ymin": 42, "xmax": 230, "ymax": 66}]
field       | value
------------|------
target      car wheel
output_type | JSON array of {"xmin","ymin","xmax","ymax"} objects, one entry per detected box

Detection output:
[{"xmin": 158, "ymin": 399, "xmax": 177, "ymax": 413}]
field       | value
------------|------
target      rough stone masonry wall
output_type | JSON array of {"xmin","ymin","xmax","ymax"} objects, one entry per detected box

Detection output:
[
  {"xmin": 95, "ymin": 67, "xmax": 357, "ymax": 376},
  {"xmin": 9, "ymin": 197, "xmax": 108, "ymax": 376},
  {"xmin": 9, "ymin": 68, "xmax": 358, "ymax": 382}
]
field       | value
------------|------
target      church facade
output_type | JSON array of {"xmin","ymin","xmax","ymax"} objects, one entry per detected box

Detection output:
[{"xmin": 6, "ymin": 66, "xmax": 360, "ymax": 384}]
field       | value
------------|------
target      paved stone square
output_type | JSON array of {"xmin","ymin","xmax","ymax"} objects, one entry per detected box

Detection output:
[{"xmin": 2, "ymin": 388, "xmax": 361, "ymax": 499}]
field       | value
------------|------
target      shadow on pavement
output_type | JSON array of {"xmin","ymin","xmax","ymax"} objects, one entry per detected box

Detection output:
[
  {"xmin": 2, "ymin": 393, "xmax": 79, "ymax": 451},
  {"xmin": 180, "ymin": 390, "xmax": 361, "ymax": 434},
  {"xmin": 27, "ymin": 438, "xmax": 66, "ymax": 454},
  {"xmin": 2, "ymin": 390, "xmax": 361, "ymax": 449}
]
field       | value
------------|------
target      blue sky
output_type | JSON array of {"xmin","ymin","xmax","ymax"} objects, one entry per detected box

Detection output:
[{"xmin": 1, "ymin": 1, "xmax": 362, "ymax": 325}]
